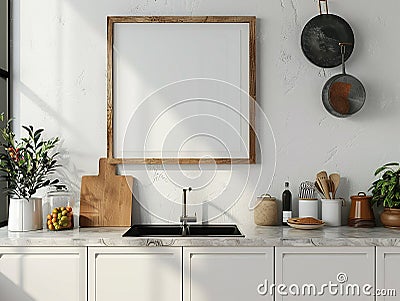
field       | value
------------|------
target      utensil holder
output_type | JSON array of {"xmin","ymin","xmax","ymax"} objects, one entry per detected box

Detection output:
[
  {"xmin": 321, "ymin": 198, "xmax": 345, "ymax": 226},
  {"xmin": 298, "ymin": 199, "xmax": 319, "ymax": 219}
]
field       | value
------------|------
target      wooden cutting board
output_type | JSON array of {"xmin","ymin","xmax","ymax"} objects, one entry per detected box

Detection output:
[{"xmin": 79, "ymin": 158, "xmax": 133, "ymax": 227}]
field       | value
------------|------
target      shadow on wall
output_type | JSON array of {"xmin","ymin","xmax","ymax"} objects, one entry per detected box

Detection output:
[
  {"xmin": 53, "ymin": 139, "xmax": 82, "ymax": 206},
  {"xmin": 13, "ymin": 1, "xmax": 102, "ymax": 186},
  {"xmin": 0, "ymin": 273, "xmax": 35, "ymax": 301}
]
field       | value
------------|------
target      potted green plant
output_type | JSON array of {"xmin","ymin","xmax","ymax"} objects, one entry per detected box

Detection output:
[
  {"xmin": 369, "ymin": 162, "xmax": 400, "ymax": 228},
  {"xmin": 0, "ymin": 115, "xmax": 60, "ymax": 231}
]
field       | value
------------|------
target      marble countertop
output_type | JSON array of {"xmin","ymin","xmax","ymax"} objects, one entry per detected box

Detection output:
[{"xmin": 1, "ymin": 225, "xmax": 400, "ymax": 247}]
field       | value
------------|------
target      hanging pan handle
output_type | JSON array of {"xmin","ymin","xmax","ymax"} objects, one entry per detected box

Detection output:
[
  {"xmin": 338, "ymin": 42, "xmax": 353, "ymax": 74},
  {"xmin": 339, "ymin": 42, "xmax": 353, "ymax": 74},
  {"xmin": 319, "ymin": 0, "xmax": 329, "ymax": 15}
]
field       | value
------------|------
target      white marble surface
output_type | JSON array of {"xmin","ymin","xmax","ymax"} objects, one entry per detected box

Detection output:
[{"xmin": 1, "ymin": 225, "xmax": 400, "ymax": 247}]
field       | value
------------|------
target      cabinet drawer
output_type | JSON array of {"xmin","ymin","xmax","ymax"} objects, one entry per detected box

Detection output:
[
  {"xmin": 184, "ymin": 247, "xmax": 273, "ymax": 301},
  {"xmin": 376, "ymin": 247, "xmax": 400, "ymax": 301},
  {"xmin": 0, "ymin": 247, "xmax": 86, "ymax": 301},
  {"xmin": 88, "ymin": 247, "xmax": 182, "ymax": 301},
  {"xmin": 275, "ymin": 247, "xmax": 375, "ymax": 300}
]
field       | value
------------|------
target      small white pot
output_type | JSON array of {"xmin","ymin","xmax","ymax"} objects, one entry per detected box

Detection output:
[{"xmin": 8, "ymin": 197, "xmax": 43, "ymax": 232}]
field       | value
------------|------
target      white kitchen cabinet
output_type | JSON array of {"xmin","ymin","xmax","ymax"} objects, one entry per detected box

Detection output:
[
  {"xmin": 275, "ymin": 247, "xmax": 375, "ymax": 300},
  {"xmin": 183, "ymin": 247, "xmax": 274, "ymax": 301},
  {"xmin": 376, "ymin": 247, "xmax": 400, "ymax": 300},
  {"xmin": 0, "ymin": 247, "xmax": 86, "ymax": 301},
  {"xmin": 88, "ymin": 247, "xmax": 182, "ymax": 301}
]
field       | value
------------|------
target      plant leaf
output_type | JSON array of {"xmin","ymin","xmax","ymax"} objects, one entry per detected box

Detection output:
[
  {"xmin": 375, "ymin": 166, "xmax": 388, "ymax": 176},
  {"xmin": 383, "ymin": 162, "xmax": 400, "ymax": 167}
]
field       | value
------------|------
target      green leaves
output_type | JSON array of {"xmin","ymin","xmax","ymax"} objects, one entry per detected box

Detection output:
[
  {"xmin": 383, "ymin": 162, "xmax": 399, "ymax": 167},
  {"xmin": 370, "ymin": 162, "xmax": 400, "ymax": 208},
  {"xmin": 374, "ymin": 162, "xmax": 400, "ymax": 176},
  {"xmin": 0, "ymin": 118, "xmax": 60, "ymax": 199}
]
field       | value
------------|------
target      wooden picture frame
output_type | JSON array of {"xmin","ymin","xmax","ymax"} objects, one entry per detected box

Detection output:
[{"xmin": 107, "ymin": 16, "xmax": 256, "ymax": 164}]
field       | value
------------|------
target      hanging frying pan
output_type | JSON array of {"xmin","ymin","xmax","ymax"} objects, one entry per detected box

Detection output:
[
  {"xmin": 322, "ymin": 43, "xmax": 366, "ymax": 118},
  {"xmin": 301, "ymin": 0, "xmax": 354, "ymax": 68}
]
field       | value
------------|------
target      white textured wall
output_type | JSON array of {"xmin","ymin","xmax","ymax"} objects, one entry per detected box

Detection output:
[{"xmin": 12, "ymin": 0, "xmax": 400, "ymax": 225}]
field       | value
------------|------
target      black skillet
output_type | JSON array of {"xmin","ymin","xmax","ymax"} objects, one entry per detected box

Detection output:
[
  {"xmin": 322, "ymin": 43, "xmax": 366, "ymax": 118},
  {"xmin": 301, "ymin": 0, "xmax": 354, "ymax": 68}
]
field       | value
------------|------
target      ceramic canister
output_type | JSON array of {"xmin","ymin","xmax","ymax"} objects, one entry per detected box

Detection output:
[
  {"xmin": 321, "ymin": 198, "xmax": 345, "ymax": 226},
  {"xmin": 298, "ymin": 199, "xmax": 319, "ymax": 219},
  {"xmin": 254, "ymin": 194, "xmax": 278, "ymax": 226},
  {"xmin": 348, "ymin": 192, "xmax": 375, "ymax": 227}
]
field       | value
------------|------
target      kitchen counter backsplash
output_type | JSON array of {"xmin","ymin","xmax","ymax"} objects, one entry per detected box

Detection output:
[{"xmin": 1, "ymin": 225, "xmax": 400, "ymax": 247}]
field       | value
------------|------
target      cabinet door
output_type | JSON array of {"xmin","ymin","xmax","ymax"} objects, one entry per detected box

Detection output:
[
  {"xmin": 376, "ymin": 247, "xmax": 400, "ymax": 300},
  {"xmin": 88, "ymin": 247, "xmax": 182, "ymax": 301},
  {"xmin": 275, "ymin": 247, "xmax": 374, "ymax": 301},
  {"xmin": 0, "ymin": 247, "xmax": 86, "ymax": 301},
  {"xmin": 184, "ymin": 247, "xmax": 274, "ymax": 301}
]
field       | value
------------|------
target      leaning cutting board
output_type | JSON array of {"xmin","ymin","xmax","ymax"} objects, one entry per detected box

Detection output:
[{"xmin": 80, "ymin": 158, "xmax": 133, "ymax": 227}]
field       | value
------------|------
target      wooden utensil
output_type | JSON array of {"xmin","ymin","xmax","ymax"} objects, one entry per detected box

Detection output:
[
  {"xmin": 314, "ymin": 181, "xmax": 325, "ymax": 198},
  {"xmin": 317, "ymin": 171, "xmax": 331, "ymax": 199},
  {"xmin": 327, "ymin": 179, "xmax": 334, "ymax": 198},
  {"xmin": 80, "ymin": 158, "xmax": 134, "ymax": 227},
  {"xmin": 329, "ymin": 173, "xmax": 340, "ymax": 199}
]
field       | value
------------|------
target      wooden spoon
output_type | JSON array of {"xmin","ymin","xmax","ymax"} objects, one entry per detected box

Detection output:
[
  {"xmin": 327, "ymin": 179, "xmax": 334, "ymax": 198},
  {"xmin": 314, "ymin": 181, "xmax": 325, "ymax": 198},
  {"xmin": 326, "ymin": 179, "xmax": 331, "ymax": 198},
  {"xmin": 317, "ymin": 171, "xmax": 331, "ymax": 199},
  {"xmin": 329, "ymin": 173, "xmax": 340, "ymax": 199}
]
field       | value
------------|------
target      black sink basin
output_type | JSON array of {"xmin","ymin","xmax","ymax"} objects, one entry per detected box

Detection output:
[
  {"xmin": 122, "ymin": 224, "xmax": 244, "ymax": 237},
  {"xmin": 188, "ymin": 224, "xmax": 243, "ymax": 236}
]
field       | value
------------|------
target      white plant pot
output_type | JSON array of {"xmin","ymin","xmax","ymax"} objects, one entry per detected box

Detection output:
[{"xmin": 8, "ymin": 197, "xmax": 43, "ymax": 232}]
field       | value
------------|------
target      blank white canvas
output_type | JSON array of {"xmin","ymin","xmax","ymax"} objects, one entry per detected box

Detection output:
[{"xmin": 113, "ymin": 22, "xmax": 250, "ymax": 159}]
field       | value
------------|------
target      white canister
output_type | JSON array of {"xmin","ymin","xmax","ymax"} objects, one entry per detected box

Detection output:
[
  {"xmin": 298, "ymin": 199, "xmax": 319, "ymax": 219},
  {"xmin": 321, "ymin": 199, "xmax": 345, "ymax": 226}
]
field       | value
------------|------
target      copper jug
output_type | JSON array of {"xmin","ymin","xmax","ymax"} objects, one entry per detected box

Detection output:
[{"xmin": 348, "ymin": 192, "xmax": 375, "ymax": 227}]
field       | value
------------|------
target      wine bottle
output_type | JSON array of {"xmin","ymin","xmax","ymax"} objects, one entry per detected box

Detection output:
[{"xmin": 282, "ymin": 181, "xmax": 292, "ymax": 225}]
